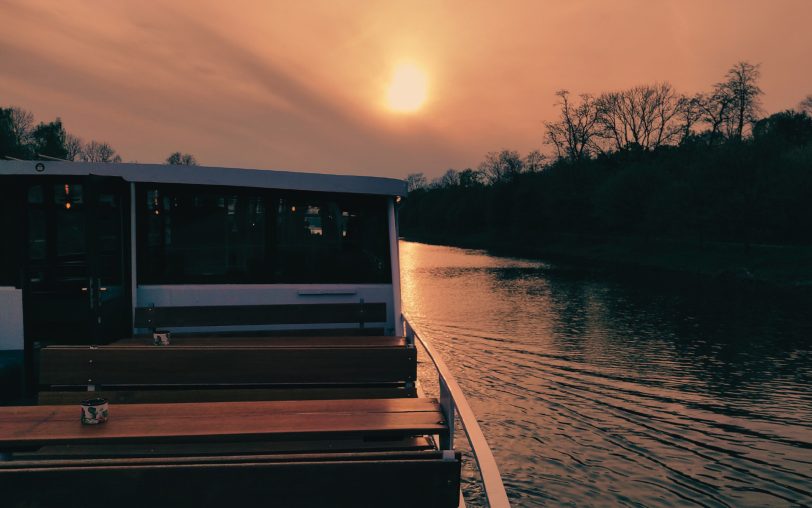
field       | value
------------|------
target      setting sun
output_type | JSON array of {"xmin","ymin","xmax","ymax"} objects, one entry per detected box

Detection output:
[{"xmin": 385, "ymin": 63, "xmax": 428, "ymax": 113}]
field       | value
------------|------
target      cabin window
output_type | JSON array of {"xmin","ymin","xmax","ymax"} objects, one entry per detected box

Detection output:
[
  {"xmin": 0, "ymin": 178, "xmax": 21, "ymax": 286},
  {"xmin": 136, "ymin": 184, "xmax": 391, "ymax": 285},
  {"xmin": 274, "ymin": 195, "xmax": 390, "ymax": 283},
  {"xmin": 137, "ymin": 186, "xmax": 268, "ymax": 284}
]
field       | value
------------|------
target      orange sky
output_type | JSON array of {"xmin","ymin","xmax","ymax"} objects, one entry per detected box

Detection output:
[{"xmin": 1, "ymin": 0, "xmax": 810, "ymax": 178}]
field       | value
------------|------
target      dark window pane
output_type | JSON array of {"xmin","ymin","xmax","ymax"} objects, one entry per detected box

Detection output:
[
  {"xmin": 56, "ymin": 208, "xmax": 85, "ymax": 256},
  {"xmin": 28, "ymin": 209, "xmax": 47, "ymax": 261},
  {"xmin": 1, "ymin": 179, "xmax": 21, "ymax": 286},
  {"xmin": 138, "ymin": 185, "xmax": 267, "ymax": 284},
  {"xmin": 27, "ymin": 185, "xmax": 43, "ymax": 204},
  {"xmin": 274, "ymin": 194, "xmax": 390, "ymax": 284},
  {"xmin": 137, "ymin": 184, "xmax": 390, "ymax": 284},
  {"xmin": 97, "ymin": 192, "xmax": 122, "ymax": 285}
]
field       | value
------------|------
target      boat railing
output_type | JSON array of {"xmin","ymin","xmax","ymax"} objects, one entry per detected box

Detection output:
[{"xmin": 403, "ymin": 315, "xmax": 511, "ymax": 508}]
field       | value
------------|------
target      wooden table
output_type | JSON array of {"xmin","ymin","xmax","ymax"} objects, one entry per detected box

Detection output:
[{"xmin": 0, "ymin": 398, "xmax": 446, "ymax": 452}]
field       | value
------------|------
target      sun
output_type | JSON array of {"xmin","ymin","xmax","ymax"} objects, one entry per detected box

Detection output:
[{"xmin": 386, "ymin": 63, "xmax": 428, "ymax": 113}]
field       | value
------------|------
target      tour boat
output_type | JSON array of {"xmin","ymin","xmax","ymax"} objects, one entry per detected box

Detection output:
[{"xmin": 0, "ymin": 160, "xmax": 509, "ymax": 507}]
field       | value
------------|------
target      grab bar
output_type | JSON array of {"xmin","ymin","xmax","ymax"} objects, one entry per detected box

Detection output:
[{"xmin": 403, "ymin": 315, "xmax": 511, "ymax": 508}]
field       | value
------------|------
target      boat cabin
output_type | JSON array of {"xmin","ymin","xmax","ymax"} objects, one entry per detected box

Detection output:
[{"xmin": 0, "ymin": 161, "xmax": 405, "ymax": 400}]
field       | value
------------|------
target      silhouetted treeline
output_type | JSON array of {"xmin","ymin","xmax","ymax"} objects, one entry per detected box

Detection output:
[
  {"xmin": 0, "ymin": 107, "xmax": 196, "ymax": 164},
  {"xmin": 401, "ymin": 63, "xmax": 812, "ymax": 247}
]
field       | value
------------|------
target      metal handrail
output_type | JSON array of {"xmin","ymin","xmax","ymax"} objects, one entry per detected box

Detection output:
[{"xmin": 404, "ymin": 316, "xmax": 511, "ymax": 508}]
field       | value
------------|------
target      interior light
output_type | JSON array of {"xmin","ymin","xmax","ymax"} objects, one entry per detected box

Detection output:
[{"xmin": 65, "ymin": 202, "xmax": 71, "ymax": 210}]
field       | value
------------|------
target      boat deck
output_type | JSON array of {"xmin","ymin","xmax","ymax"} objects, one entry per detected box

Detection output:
[{"xmin": 0, "ymin": 333, "xmax": 461, "ymax": 507}]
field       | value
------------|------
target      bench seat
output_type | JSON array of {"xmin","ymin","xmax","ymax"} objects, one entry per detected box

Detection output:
[
  {"xmin": 0, "ymin": 398, "xmax": 458, "ymax": 507},
  {"xmin": 0, "ymin": 398, "xmax": 446, "ymax": 449}
]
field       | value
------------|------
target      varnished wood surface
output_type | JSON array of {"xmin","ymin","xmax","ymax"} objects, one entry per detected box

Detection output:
[{"xmin": 0, "ymin": 398, "xmax": 445, "ymax": 448}]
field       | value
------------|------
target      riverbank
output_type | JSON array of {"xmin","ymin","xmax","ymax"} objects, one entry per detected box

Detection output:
[{"xmin": 401, "ymin": 232, "xmax": 812, "ymax": 297}]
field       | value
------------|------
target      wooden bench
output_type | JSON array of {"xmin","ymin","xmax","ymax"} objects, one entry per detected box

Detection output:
[
  {"xmin": 37, "ymin": 336, "xmax": 417, "ymax": 404},
  {"xmin": 0, "ymin": 399, "xmax": 459, "ymax": 508}
]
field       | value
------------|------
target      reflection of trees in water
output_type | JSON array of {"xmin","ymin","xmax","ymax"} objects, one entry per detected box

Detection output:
[
  {"xmin": 607, "ymin": 284, "xmax": 807, "ymax": 394},
  {"xmin": 481, "ymin": 262, "xmax": 811, "ymax": 396}
]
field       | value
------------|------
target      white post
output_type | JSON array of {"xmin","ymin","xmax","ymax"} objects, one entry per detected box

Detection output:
[
  {"xmin": 387, "ymin": 197, "xmax": 403, "ymax": 336},
  {"xmin": 439, "ymin": 376, "xmax": 456, "ymax": 450},
  {"xmin": 130, "ymin": 182, "xmax": 137, "ymax": 333}
]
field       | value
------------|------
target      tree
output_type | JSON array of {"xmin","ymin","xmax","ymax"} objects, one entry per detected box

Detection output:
[
  {"xmin": 80, "ymin": 140, "xmax": 122, "ymax": 163},
  {"xmin": 676, "ymin": 93, "xmax": 704, "ymax": 144},
  {"xmin": 0, "ymin": 107, "xmax": 32, "ymax": 159},
  {"xmin": 406, "ymin": 172, "xmax": 428, "ymax": 192},
  {"xmin": 800, "ymin": 95, "xmax": 812, "ymax": 115},
  {"xmin": 166, "ymin": 152, "xmax": 197, "ymax": 165},
  {"xmin": 64, "ymin": 134, "xmax": 83, "ymax": 161},
  {"xmin": 544, "ymin": 90, "xmax": 601, "ymax": 162},
  {"xmin": 478, "ymin": 150, "xmax": 523, "ymax": 184},
  {"xmin": 596, "ymin": 83, "xmax": 682, "ymax": 151},
  {"xmin": 31, "ymin": 118, "xmax": 69, "ymax": 160},
  {"xmin": 8, "ymin": 107, "xmax": 33, "ymax": 147},
  {"xmin": 720, "ymin": 61, "xmax": 763, "ymax": 141},
  {"xmin": 458, "ymin": 168, "xmax": 482, "ymax": 188},
  {"xmin": 524, "ymin": 150, "xmax": 546, "ymax": 172},
  {"xmin": 753, "ymin": 110, "xmax": 812, "ymax": 147},
  {"xmin": 439, "ymin": 169, "xmax": 459, "ymax": 188}
]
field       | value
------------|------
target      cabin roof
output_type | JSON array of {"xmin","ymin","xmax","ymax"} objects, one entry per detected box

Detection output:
[{"xmin": 0, "ymin": 161, "xmax": 407, "ymax": 197}]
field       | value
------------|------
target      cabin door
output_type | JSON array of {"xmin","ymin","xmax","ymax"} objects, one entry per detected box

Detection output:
[{"xmin": 23, "ymin": 176, "xmax": 131, "ymax": 344}]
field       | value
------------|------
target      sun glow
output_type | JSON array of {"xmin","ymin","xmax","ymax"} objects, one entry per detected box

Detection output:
[{"xmin": 386, "ymin": 63, "xmax": 428, "ymax": 113}]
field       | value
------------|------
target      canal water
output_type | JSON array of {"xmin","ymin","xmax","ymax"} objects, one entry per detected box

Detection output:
[{"xmin": 400, "ymin": 241, "xmax": 812, "ymax": 507}]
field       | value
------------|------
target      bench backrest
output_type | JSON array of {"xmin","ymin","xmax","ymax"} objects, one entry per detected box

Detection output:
[
  {"xmin": 133, "ymin": 302, "xmax": 387, "ymax": 330},
  {"xmin": 39, "ymin": 344, "xmax": 416, "ymax": 387}
]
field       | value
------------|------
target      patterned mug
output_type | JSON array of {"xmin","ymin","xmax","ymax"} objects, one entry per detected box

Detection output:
[
  {"xmin": 153, "ymin": 330, "xmax": 171, "ymax": 346},
  {"xmin": 81, "ymin": 398, "xmax": 109, "ymax": 425}
]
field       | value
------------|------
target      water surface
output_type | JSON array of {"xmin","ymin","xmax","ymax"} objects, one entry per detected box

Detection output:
[{"xmin": 400, "ymin": 241, "xmax": 812, "ymax": 507}]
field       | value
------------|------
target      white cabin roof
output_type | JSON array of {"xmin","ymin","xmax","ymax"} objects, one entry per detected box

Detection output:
[{"xmin": 0, "ymin": 161, "xmax": 407, "ymax": 197}]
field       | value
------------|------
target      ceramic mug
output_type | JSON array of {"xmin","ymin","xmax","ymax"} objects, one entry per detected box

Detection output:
[
  {"xmin": 153, "ymin": 330, "xmax": 171, "ymax": 346},
  {"xmin": 81, "ymin": 398, "xmax": 109, "ymax": 425}
]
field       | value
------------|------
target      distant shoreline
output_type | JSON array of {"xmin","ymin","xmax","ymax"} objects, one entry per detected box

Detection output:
[{"xmin": 401, "ymin": 232, "xmax": 812, "ymax": 298}]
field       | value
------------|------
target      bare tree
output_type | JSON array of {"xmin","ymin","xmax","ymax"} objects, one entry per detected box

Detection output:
[
  {"xmin": 596, "ymin": 83, "xmax": 682, "ymax": 151},
  {"xmin": 697, "ymin": 88, "xmax": 735, "ymax": 144},
  {"xmin": 81, "ymin": 140, "xmax": 122, "ymax": 163},
  {"xmin": 64, "ymin": 134, "xmax": 83, "ymax": 161},
  {"xmin": 720, "ymin": 61, "xmax": 763, "ymax": 140},
  {"xmin": 439, "ymin": 169, "xmax": 459, "ymax": 188},
  {"xmin": 166, "ymin": 152, "xmax": 197, "ymax": 165},
  {"xmin": 524, "ymin": 150, "xmax": 546, "ymax": 172},
  {"xmin": 478, "ymin": 150, "xmax": 523, "ymax": 184},
  {"xmin": 675, "ymin": 93, "xmax": 704, "ymax": 144},
  {"xmin": 9, "ymin": 107, "xmax": 34, "ymax": 146},
  {"xmin": 800, "ymin": 95, "xmax": 812, "ymax": 115},
  {"xmin": 405, "ymin": 172, "xmax": 427, "ymax": 192},
  {"xmin": 544, "ymin": 90, "xmax": 601, "ymax": 162}
]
